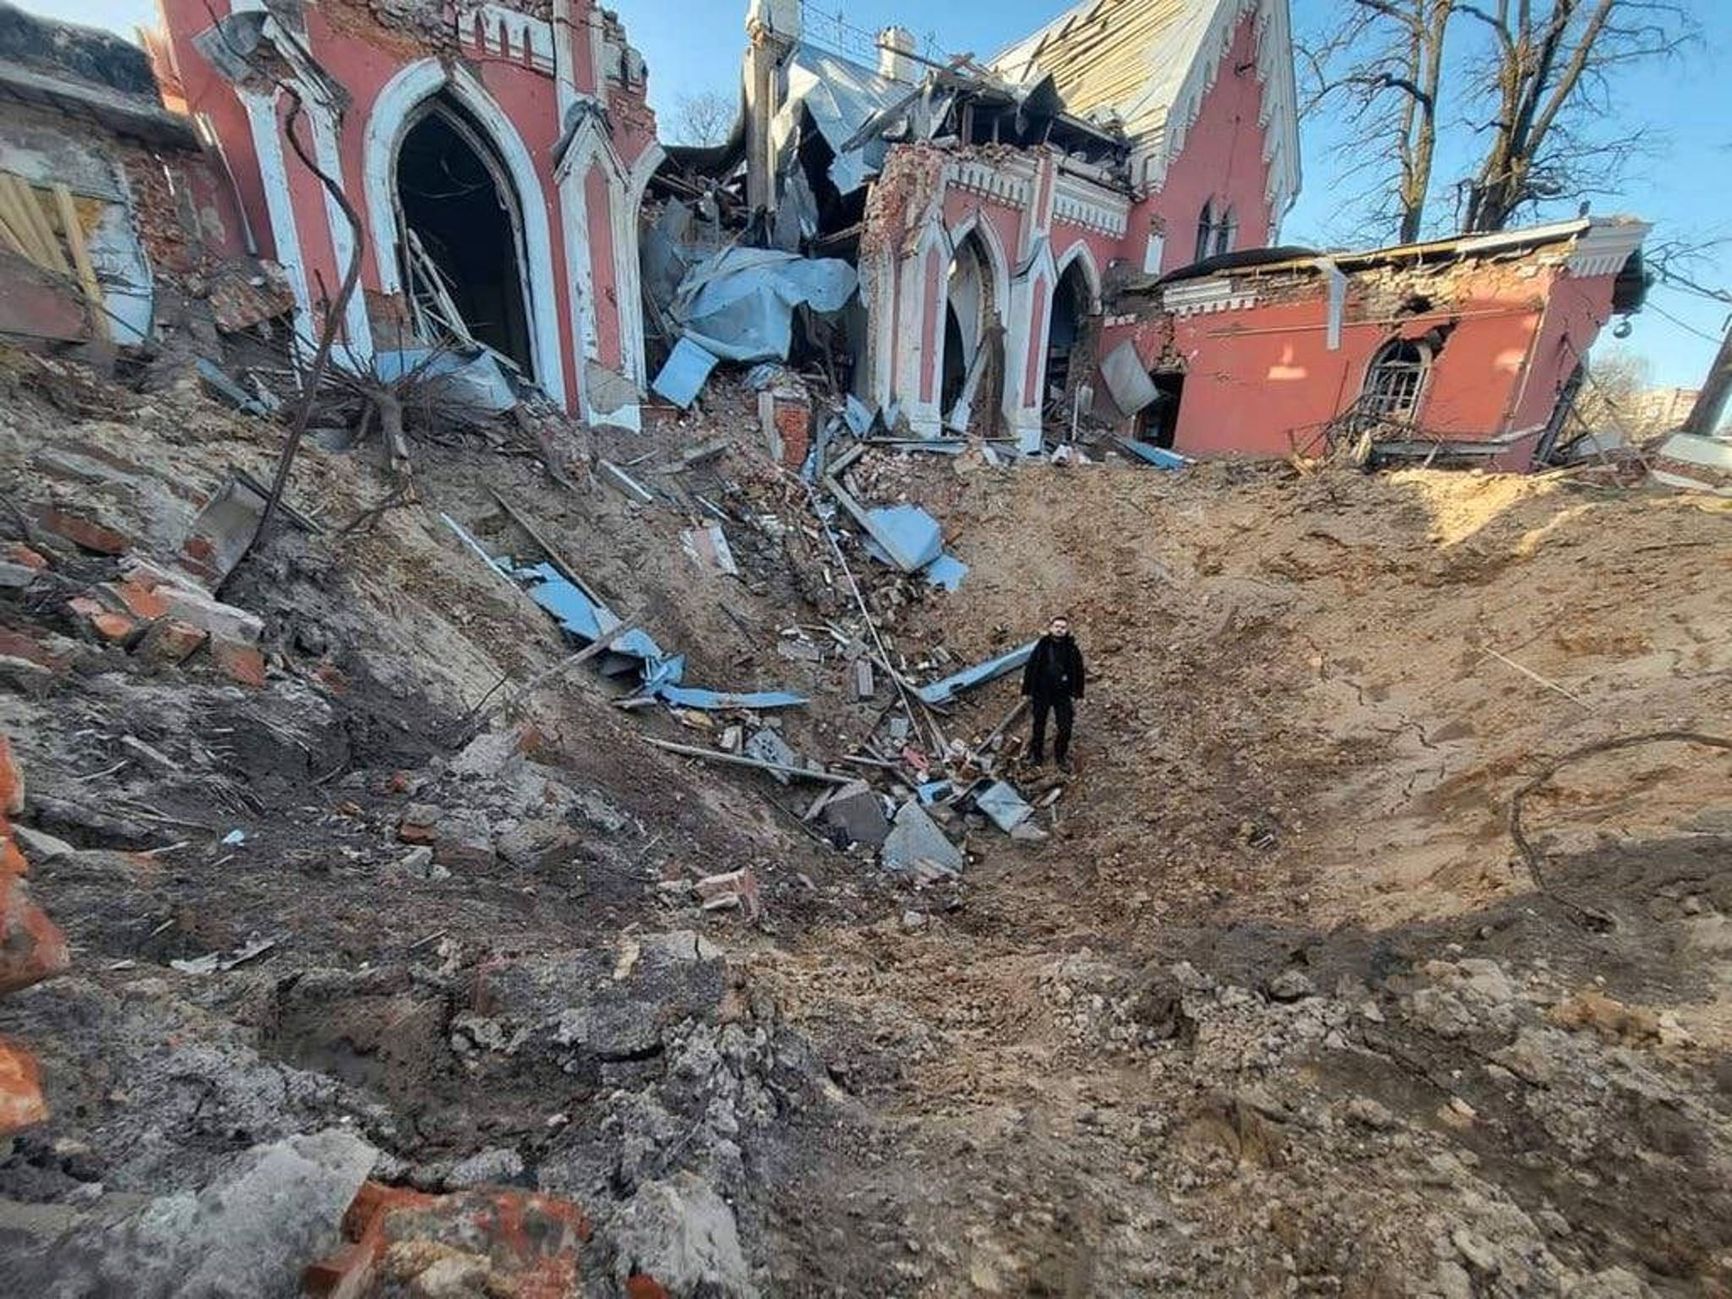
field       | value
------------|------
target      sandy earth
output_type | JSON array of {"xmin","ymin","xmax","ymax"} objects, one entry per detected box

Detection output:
[{"xmin": 1, "ymin": 350, "xmax": 1730, "ymax": 1296}]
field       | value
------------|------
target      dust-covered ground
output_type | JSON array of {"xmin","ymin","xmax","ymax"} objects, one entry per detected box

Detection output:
[{"xmin": 2, "ymin": 350, "xmax": 1730, "ymax": 1297}]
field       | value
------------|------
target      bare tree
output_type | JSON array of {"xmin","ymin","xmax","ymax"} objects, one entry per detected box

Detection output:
[
  {"xmin": 1302, "ymin": 0, "xmax": 1456, "ymax": 243},
  {"xmin": 1303, "ymin": 0, "xmax": 1691, "ymax": 240},
  {"xmin": 671, "ymin": 90, "xmax": 736, "ymax": 148},
  {"xmin": 1458, "ymin": 0, "xmax": 1690, "ymax": 231}
]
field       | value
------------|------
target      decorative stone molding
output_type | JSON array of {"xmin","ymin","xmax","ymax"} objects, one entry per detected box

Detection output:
[
  {"xmin": 460, "ymin": 5, "xmax": 556, "ymax": 75},
  {"xmin": 1565, "ymin": 220, "xmax": 1651, "ymax": 278},
  {"xmin": 362, "ymin": 58, "xmax": 567, "ymax": 405},
  {"xmin": 1052, "ymin": 171, "xmax": 1130, "ymax": 238},
  {"xmin": 1160, "ymin": 277, "xmax": 1256, "ymax": 316},
  {"xmin": 950, "ymin": 155, "xmax": 1035, "ymax": 208}
]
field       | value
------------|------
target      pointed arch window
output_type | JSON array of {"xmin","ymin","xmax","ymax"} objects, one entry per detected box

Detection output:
[{"xmin": 1195, "ymin": 200, "xmax": 1239, "ymax": 262}]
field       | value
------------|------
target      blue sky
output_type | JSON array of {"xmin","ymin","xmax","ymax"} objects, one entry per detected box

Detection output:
[{"xmin": 17, "ymin": 0, "xmax": 1730, "ymax": 389}]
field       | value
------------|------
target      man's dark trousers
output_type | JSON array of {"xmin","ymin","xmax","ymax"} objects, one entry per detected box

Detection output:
[{"xmin": 1029, "ymin": 694, "xmax": 1073, "ymax": 765}]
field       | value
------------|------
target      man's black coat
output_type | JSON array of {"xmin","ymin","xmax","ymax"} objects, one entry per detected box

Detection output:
[{"xmin": 1021, "ymin": 634, "xmax": 1086, "ymax": 702}]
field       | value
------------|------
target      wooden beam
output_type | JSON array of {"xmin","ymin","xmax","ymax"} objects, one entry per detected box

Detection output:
[
  {"xmin": 645, "ymin": 736, "xmax": 856, "ymax": 785},
  {"xmin": 51, "ymin": 184, "xmax": 108, "ymax": 342}
]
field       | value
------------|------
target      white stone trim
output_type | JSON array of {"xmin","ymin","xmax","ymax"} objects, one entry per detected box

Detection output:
[
  {"xmin": 460, "ymin": 4, "xmax": 556, "ymax": 74},
  {"xmin": 1054, "ymin": 240, "xmax": 1103, "ymax": 312},
  {"xmin": 362, "ymin": 58, "xmax": 566, "ymax": 405},
  {"xmin": 1051, "ymin": 171, "xmax": 1129, "ymax": 238},
  {"xmin": 619, "ymin": 143, "xmax": 665, "ymax": 386},
  {"xmin": 1160, "ymin": 277, "xmax": 1256, "ymax": 316},
  {"xmin": 307, "ymin": 95, "xmax": 371, "ymax": 364},
  {"xmin": 950, "ymin": 154, "xmax": 1035, "ymax": 208},
  {"xmin": 1129, "ymin": 0, "xmax": 1301, "ymax": 230},
  {"xmin": 1566, "ymin": 220, "xmax": 1650, "ymax": 278},
  {"xmin": 239, "ymin": 88, "xmax": 314, "ymax": 348}
]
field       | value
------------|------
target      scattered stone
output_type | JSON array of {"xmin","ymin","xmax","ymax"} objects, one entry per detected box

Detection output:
[
  {"xmin": 820, "ymin": 781, "xmax": 890, "ymax": 847},
  {"xmin": 398, "ymin": 804, "xmax": 442, "ymax": 845},
  {"xmin": 34, "ymin": 508, "xmax": 131, "ymax": 555},
  {"xmin": 1551, "ymin": 990, "xmax": 1661, "ymax": 1044},
  {"xmin": 67, "ymin": 595, "xmax": 138, "ymax": 645},
  {"xmin": 307, "ymin": 1182, "xmax": 590, "ymax": 1299},
  {"xmin": 4, "ymin": 542, "xmax": 48, "ymax": 570},
  {"xmin": 882, "ymin": 800, "xmax": 964, "ymax": 874},
  {"xmin": 137, "ymin": 618, "xmax": 209, "ymax": 665},
  {"xmin": 398, "ymin": 846, "xmax": 448, "ymax": 881},
  {"xmin": 0, "ymin": 560, "xmax": 39, "ymax": 588},
  {"xmin": 1343, "ymin": 1096, "xmax": 1396, "ymax": 1131},
  {"xmin": 1266, "ymin": 969, "xmax": 1317, "ymax": 1002},
  {"xmin": 446, "ymin": 1146, "xmax": 525, "ymax": 1188},
  {"xmin": 610, "ymin": 1173, "xmax": 756, "ymax": 1299},
  {"xmin": 433, "ymin": 810, "xmax": 495, "ymax": 871},
  {"xmin": 10, "ymin": 824, "xmax": 75, "ymax": 865},
  {"xmin": 694, "ymin": 868, "xmax": 761, "ymax": 919}
]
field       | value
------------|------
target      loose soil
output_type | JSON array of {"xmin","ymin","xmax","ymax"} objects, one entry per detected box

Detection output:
[{"xmin": 2, "ymin": 351, "xmax": 1730, "ymax": 1297}]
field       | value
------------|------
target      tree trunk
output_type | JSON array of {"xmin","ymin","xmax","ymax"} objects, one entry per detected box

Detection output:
[{"xmin": 1682, "ymin": 321, "xmax": 1732, "ymax": 438}]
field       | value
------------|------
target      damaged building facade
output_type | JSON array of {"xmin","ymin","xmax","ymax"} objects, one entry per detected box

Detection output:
[
  {"xmin": 666, "ymin": 0, "xmax": 1301, "ymax": 449},
  {"xmin": 0, "ymin": 0, "xmax": 1653, "ymax": 468},
  {"xmin": 149, "ymin": 0, "xmax": 663, "ymax": 428},
  {"xmin": 1104, "ymin": 217, "xmax": 1652, "ymax": 469}
]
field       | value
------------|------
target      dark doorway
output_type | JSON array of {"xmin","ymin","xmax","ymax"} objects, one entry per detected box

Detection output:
[
  {"xmin": 1045, "ymin": 259, "xmax": 1092, "ymax": 408},
  {"xmin": 1137, "ymin": 372, "xmax": 1185, "ymax": 448},
  {"xmin": 940, "ymin": 302, "xmax": 967, "ymax": 413},
  {"xmin": 396, "ymin": 102, "xmax": 533, "ymax": 376}
]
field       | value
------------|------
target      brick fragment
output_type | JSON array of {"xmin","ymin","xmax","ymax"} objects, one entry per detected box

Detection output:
[
  {"xmin": 103, "ymin": 578, "xmax": 170, "ymax": 620},
  {"xmin": 33, "ymin": 509, "xmax": 130, "ymax": 555},
  {"xmin": 137, "ymin": 618, "xmax": 209, "ymax": 665},
  {"xmin": 0, "ymin": 734, "xmax": 21, "ymax": 816},
  {"xmin": 0, "ymin": 826, "xmax": 26, "ymax": 880},
  {"xmin": 0, "ymin": 629, "xmax": 64, "ymax": 671},
  {"xmin": 211, "ymin": 638, "xmax": 266, "ymax": 687},
  {"xmin": 4, "ymin": 543, "xmax": 48, "ymax": 571},
  {"xmin": 67, "ymin": 596, "xmax": 138, "ymax": 644},
  {"xmin": 0, "ymin": 873, "xmax": 70, "ymax": 994},
  {"xmin": 0, "ymin": 1036, "xmax": 48, "ymax": 1136}
]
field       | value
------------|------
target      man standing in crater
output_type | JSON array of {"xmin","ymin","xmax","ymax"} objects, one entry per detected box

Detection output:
[{"xmin": 1021, "ymin": 615, "xmax": 1086, "ymax": 772}]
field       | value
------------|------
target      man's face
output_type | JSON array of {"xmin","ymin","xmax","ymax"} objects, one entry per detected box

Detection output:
[{"xmin": 1050, "ymin": 619, "xmax": 1070, "ymax": 639}]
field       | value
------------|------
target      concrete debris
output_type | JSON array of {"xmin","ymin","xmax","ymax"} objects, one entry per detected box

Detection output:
[
  {"xmin": 819, "ymin": 780, "xmax": 891, "ymax": 847},
  {"xmin": 695, "ymin": 867, "xmax": 762, "ymax": 920},
  {"xmin": 169, "ymin": 933, "xmax": 277, "ymax": 975},
  {"xmin": 975, "ymin": 780, "xmax": 1034, "ymax": 833},
  {"xmin": 882, "ymin": 799, "xmax": 964, "ymax": 875},
  {"xmin": 611, "ymin": 1173, "xmax": 758, "ymax": 1299},
  {"xmin": 682, "ymin": 523, "xmax": 740, "ymax": 576}
]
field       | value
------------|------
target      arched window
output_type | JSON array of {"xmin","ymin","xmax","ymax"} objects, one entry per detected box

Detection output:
[
  {"xmin": 1195, "ymin": 200, "xmax": 1217, "ymax": 262},
  {"xmin": 1194, "ymin": 200, "xmax": 1239, "ymax": 261},
  {"xmin": 1362, "ymin": 339, "xmax": 1431, "ymax": 421},
  {"xmin": 1214, "ymin": 205, "xmax": 1238, "ymax": 257}
]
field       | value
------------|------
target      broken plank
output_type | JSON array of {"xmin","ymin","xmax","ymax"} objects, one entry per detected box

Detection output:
[
  {"xmin": 645, "ymin": 737, "xmax": 854, "ymax": 785},
  {"xmin": 51, "ymin": 183, "xmax": 107, "ymax": 341},
  {"xmin": 601, "ymin": 458, "xmax": 655, "ymax": 504}
]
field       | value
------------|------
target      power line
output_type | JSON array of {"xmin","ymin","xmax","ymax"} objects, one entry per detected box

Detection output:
[{"xmin": 1646, "ymin": 299, "xmax": 1726, "ymax": 347}]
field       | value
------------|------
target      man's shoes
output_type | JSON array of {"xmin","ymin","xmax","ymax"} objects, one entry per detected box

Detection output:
[
  {"xmin": 1027, "ymin": 755, "xmax": 1046, "ymax": 769},
  {"xmin": 1056, "ymin": 756, "xmax": 1073, "ymax": 774}
]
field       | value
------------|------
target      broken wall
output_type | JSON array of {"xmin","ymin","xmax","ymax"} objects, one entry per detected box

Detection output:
[
  {"xmin": 1100, "ymin": 253, "xmax": 1575, "ymax": 462},
  {"xmin": 154, "ymin": 0, "xmax": 660, "ymax": 419}
]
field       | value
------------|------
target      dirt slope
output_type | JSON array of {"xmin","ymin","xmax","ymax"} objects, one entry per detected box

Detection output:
[{"xmin": 2, "ymin": 349, "xmax": 1730, "ymax": 1297}]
